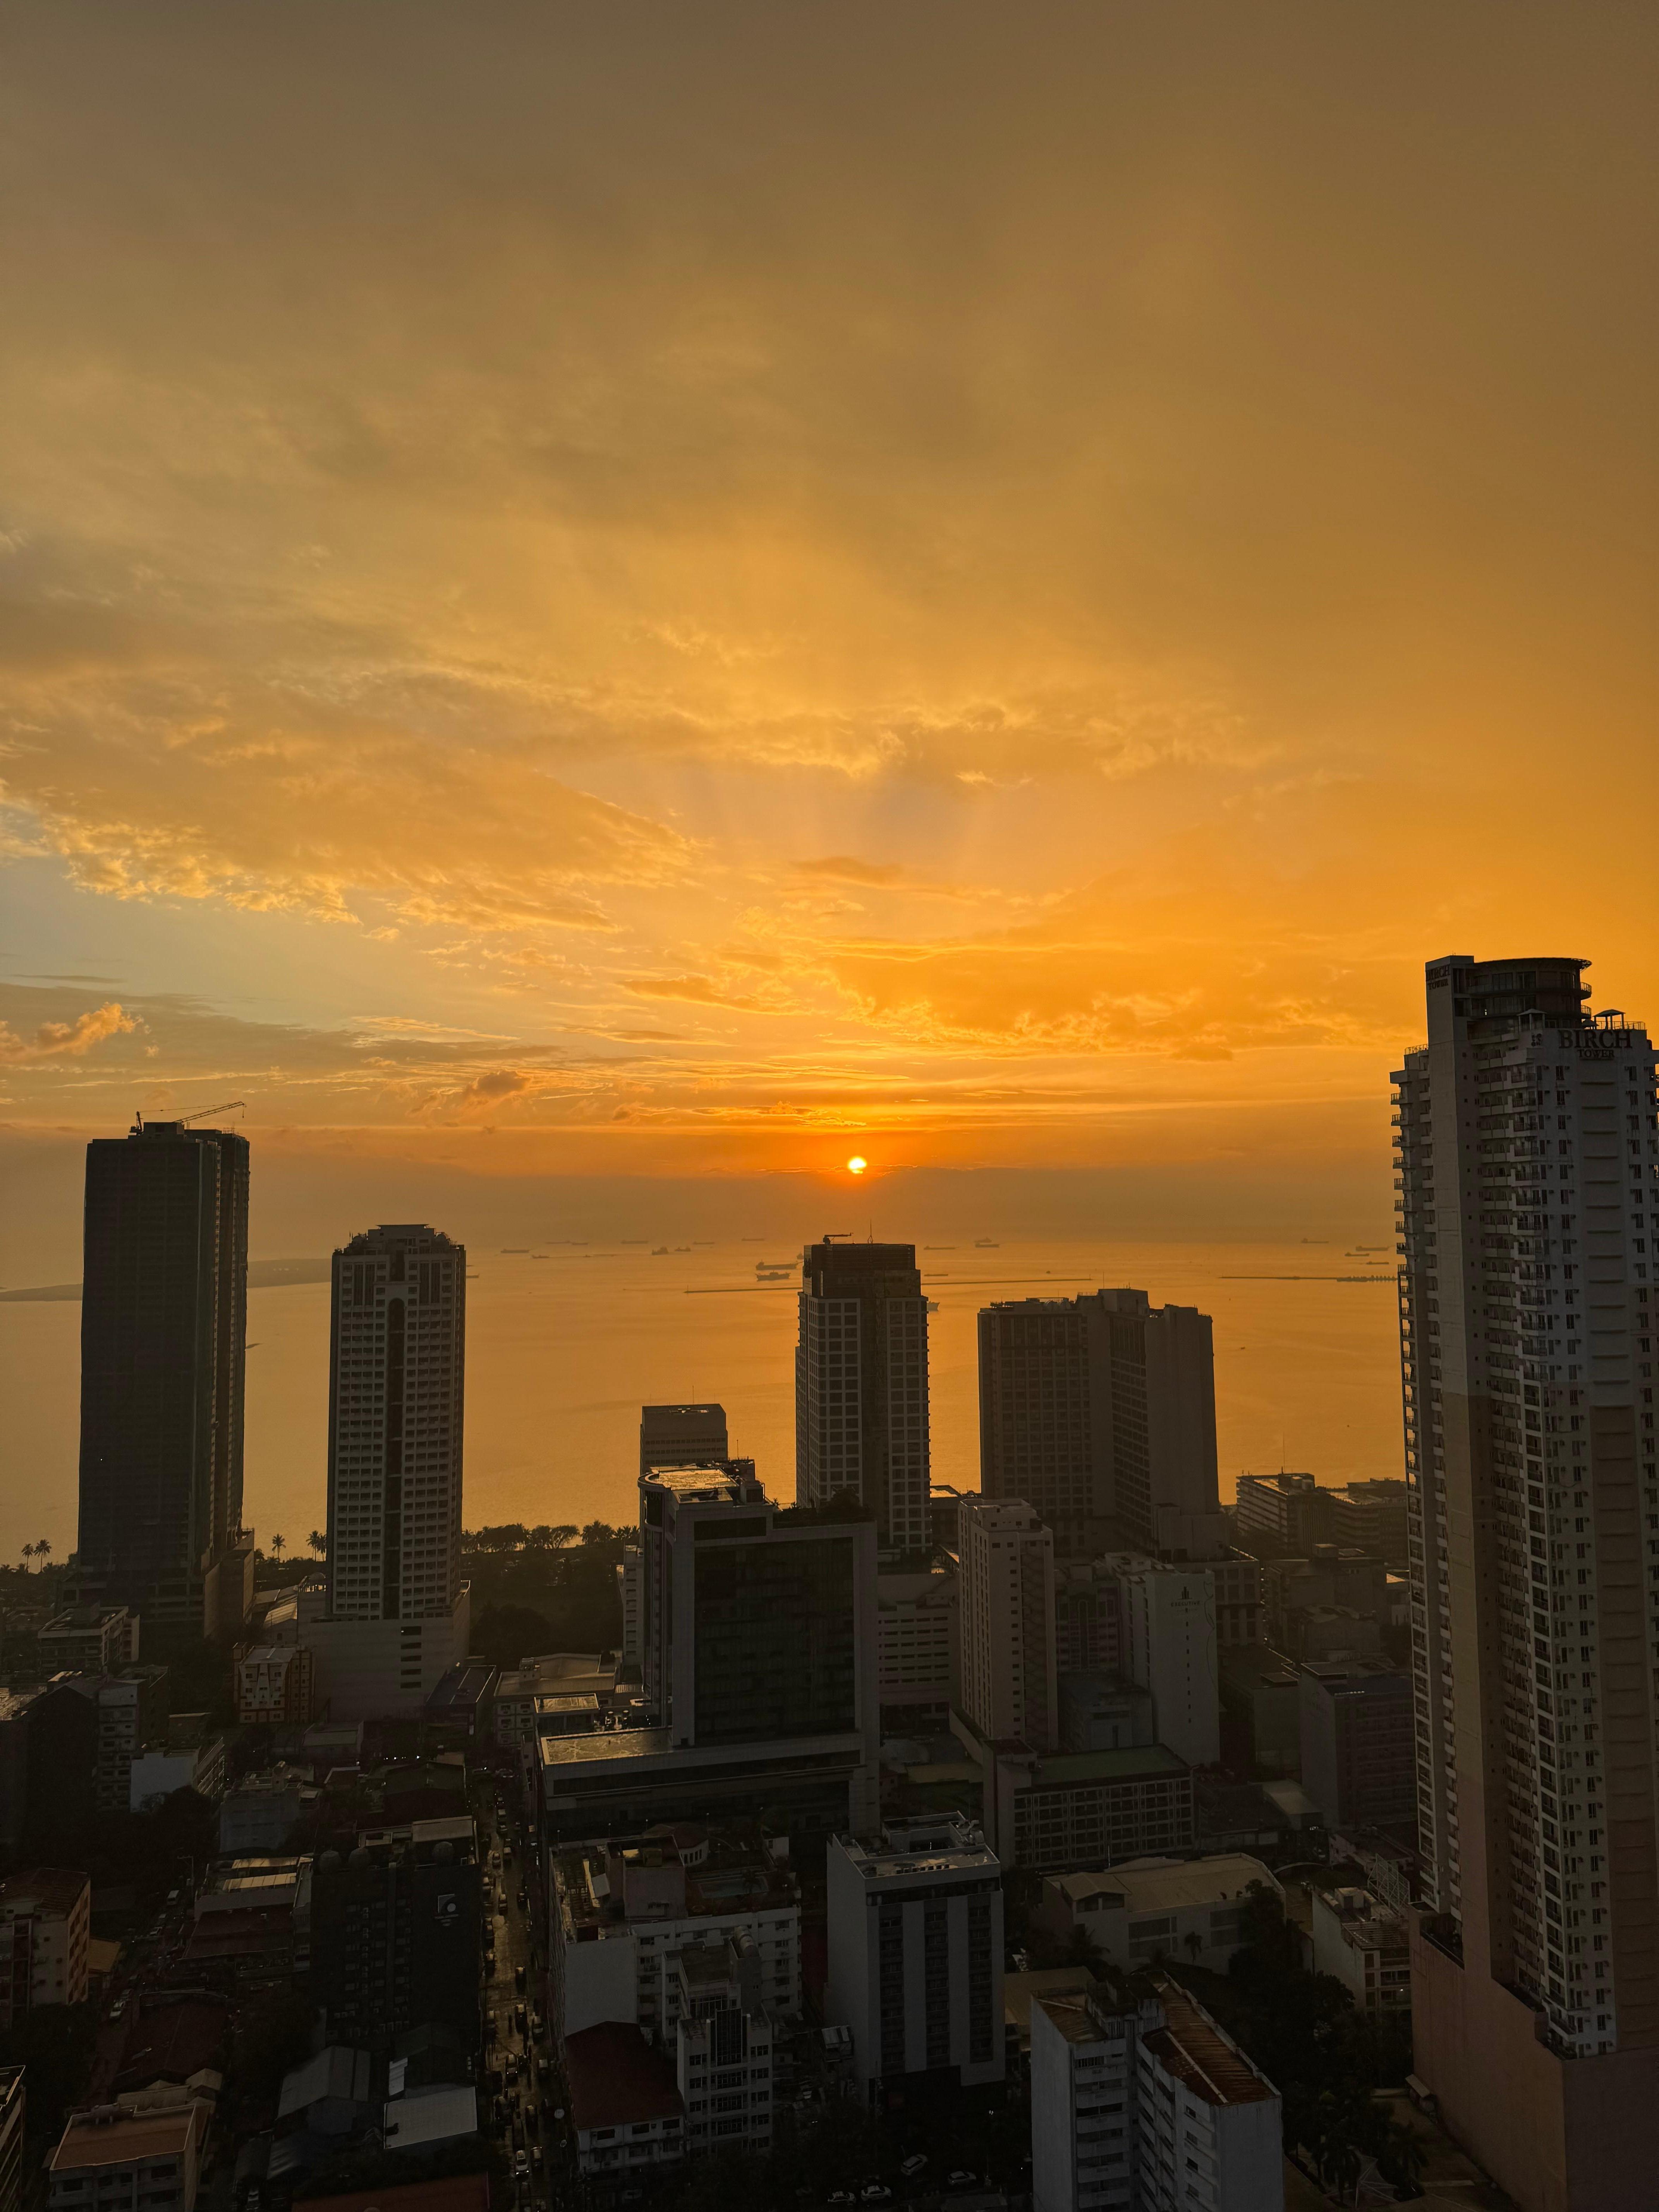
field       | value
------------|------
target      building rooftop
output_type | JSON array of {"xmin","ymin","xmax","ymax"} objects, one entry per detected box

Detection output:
[
  {"xmin": 564, "ymin": 2022, "xmax": 685, "ymax": 2133},
  {"xmin": 1143, "ymin": 1982, "xmax": 1274, "ymax": 2107},
  {"xmin": 1005, "ymin": 1970, "xmax": 1099, "ymax": 2049},
  {"xmin": 1018, "ymin": 1745, "xmax": 1191, "ymax": 1788},
  {"xmin": 838, "ymin": 1816, "xmax": 998, "ymax": 1882},
  {"xmin": 639, "ymin": 1462, "xmax": 763, "ymax": 1506},
  {"xmin": 279, "ymin": 2047, "xmax": 372, "ymax": 2118},
  {"xmin": 555, "ymin": 1824, "xmax": 797, "ymax": 1937},
  {"xmin": 50, "ymin": 2106, "xmax": 200, "ymax": 2172},
  {"xmin": 0, "ymin": 1867, "xmax": 89, "ymax": 1915},
  {"xmin": 383, "ymin": 2086, "xmax": 478, "ymax": 2152},
  {"xmin": 1034, "ymin": 1994, "xmax": 1118, "ymax": 2048},
  {"xmin": 1050, "ymin": 1853, "xmax": 1277, "ymax": 1916}
]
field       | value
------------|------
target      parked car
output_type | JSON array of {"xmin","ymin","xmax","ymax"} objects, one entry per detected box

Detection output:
[
  {"xmin": 515, "ymin": 1965, "xmax": 527, "ymax": 1992},
  {"xmin": 531, "ymin": 2147, "xmax": 543, "ymax": 2175},
  {"xmin": 899, "ymin": 2157, "xmax": 927, "ymax": 2179},
  {"xmin": 514, "ymin": 2150, "xmax": 529, "ymax": 2178},
  {"xmin": 530, "ymin": 2007, "xmax": 546, "ymax": 2039},
  {"xmin": 859, "ymin": 2188, "xmax": 891, "ymax": 2205}
]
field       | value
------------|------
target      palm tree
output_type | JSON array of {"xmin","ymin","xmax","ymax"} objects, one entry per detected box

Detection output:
[
  {"xmin": 271, "ymin": 1533, "xmax": 286, "ymax": 1563},
  {"xmin": 20, "ymin": 1544, "xmax": 33, "ymax": 1572},
  {"xmin": 34, "ymin": 1538, "xmax": 51, "ymax": 1567},
  {"xmin": 307, "ymin": 1530, "xmax": 328, "ymax": 1558},
  {"xmin": 1184, "ymin": 1930, "xmax": 1204, "ymax": 1964}
]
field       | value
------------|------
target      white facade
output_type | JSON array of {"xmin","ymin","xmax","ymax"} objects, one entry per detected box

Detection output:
[
  {"xmin": 129, "ymin": 1737, "xmax": 225, "ymax": 1813},
  {"xmin": 673, "ymin": 1937, "xmax": 776, "ymax": 2155},
  {"xmin": 1310, "ymin": 1887, "xmax": 1410, "ymax": 2016},
  {"xmin": 1037, "ymin": 1855, "xmax": 1279, "ymax": 1976},
  {"xmin": 236, "ymin": 1644, "xmax": 313, "ymax": 1724},
  {"xmin": 795, "ymin": 1241, "xmax": 930, "ymax": 1551},
  {"xmin": 0, "ymin": 1872, "xmax": 90, "ymax": 2027},
  {"xmin": 1030, "ymin": 1981, "xmax": 1283, "ymax": 2212},
  {"xmin": 959, "ymin": 1496, "xmax": 1056, "ymax": 1751},
  {"xmin": 1114, "ymin": 1559, "xmax": 1220, "ymax": 1768},
  {"xmin": 326, "ymin": 1224, "xmax": 465, "ymax": 1624},
  {"xmin": 301, "ymin": 1587, "xmax": 470, "ymax": 1722},
  {"xmin": 1398, "ymin": 957, "xmax": 1659, "ymax": 2057},
  {"xmin": 825, "ymin": 1817, "xmax": 1004, "ymax": 2096}
]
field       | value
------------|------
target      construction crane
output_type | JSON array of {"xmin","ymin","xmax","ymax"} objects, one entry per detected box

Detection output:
[{"xmin": 132, "ymin": 1099, "xmax": 246, "ymax": 1133}]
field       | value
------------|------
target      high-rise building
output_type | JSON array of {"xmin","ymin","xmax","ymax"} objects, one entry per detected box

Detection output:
[
  {"xmin": 796, "ymin": 1240, "xmax": 930, "ymax": 1551},
  {"xmin": 1030, "ymin": 1976, "xmax": 1283, "ymax": 2212},
  {"xmin": 1297, "ymin": 1656, "xmax": 1414, "ymax": 1834},
  {"xmin": 77, "ymin": 1120, "xmax": 250, "ymax": 1631},
  {"xmin": 326, "ymin": 1225, "xmax": 465, "ymax": 1622},
  {"xmin": 1398, "ymin": 955, "xmax": 1659, "ymax": 2210},
  {"xmin": 638, "ymin": 1462, "xmax": 879, "ymax": 1760},
  {"xmin": 957, "ymin": 1496, "xmax": 1057, "ymax": 1752},
  {"xmin": 826, "ymin": 1815, "xmax": 1005, "ymax": 2099},
  {"xmin": 640, "ymin": 1403, "xmax": 728, "ymax": 1477},
  {"xmin": 1116, "ymin": 1558, "xmax": 1221, "ymax": 1770},
  {"xmin": 978, "ymin": 1290, "xmax": 1223, "ymax": 1557},
  {"xmin": 304, "ymin": 1225, "xmax": 471, "ymax": 1717}
]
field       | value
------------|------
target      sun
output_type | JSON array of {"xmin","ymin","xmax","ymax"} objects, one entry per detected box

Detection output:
[{"xmin": 847, "ymin": 1155, "xmax": 867, "ymax": 1176}]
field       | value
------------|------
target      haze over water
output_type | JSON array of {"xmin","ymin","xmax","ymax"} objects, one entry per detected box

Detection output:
[{"xmin": 1, "ymin": 1231, "xmax": 1401, "ymax": 1567}]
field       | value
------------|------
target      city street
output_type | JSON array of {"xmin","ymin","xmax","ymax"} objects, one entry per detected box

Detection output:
[{"xmin": 476, "ymin": 1778, "xmax": 565, "ymax": 2212}]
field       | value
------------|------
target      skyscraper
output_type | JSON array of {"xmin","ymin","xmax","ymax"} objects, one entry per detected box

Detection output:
[
  {"xmin": 77, "ymin": 1120, "xmax": 249, "ymax": 1631},
  {"xmin": 796, "ymin": 1240, "xmax": 929, "ymax": 1552},
  {"xmin": 326, "ymin": 1224, "xmax": 465, "ymax": 1623},
  {"xmin": 639, "ymin": 1402, "xmax": 728, "ymax": 1478},
  {"xmin": 1398, "ymin": 955, "xmax": 1659, "ymax": 2211},
  {"xmin": 978, "ymin": 1289, "xmax": 1223, "ymax": 1557}
]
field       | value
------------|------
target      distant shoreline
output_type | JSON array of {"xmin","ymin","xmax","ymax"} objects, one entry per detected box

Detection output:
[{"xmin": 0, "ymin": 1256, "xmax": 332, "ymax": 1303}]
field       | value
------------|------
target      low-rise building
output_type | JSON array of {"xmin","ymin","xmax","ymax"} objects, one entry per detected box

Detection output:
[
  {"xmin": 1218, "ymin": 1646, "xmax": 1301, "ymax": 1776},
  {"xmin": 1030, "ymin": 1975, "xmax": 1284, "ymax": 2212},
  {"xmin": 1323, "ymin": 1480, "xmax": 1409, "ymax": 1564},
  {"xmin": 37, "ymin": 1608, "xmax": 139, "ymax": 1677},
  {"xmin": 309, "ymin": 1817, "xmax": 481, "ymax": 2053},
  {"xmin": 495, "ymin": 1654, "xmax": 617, "ymax": 1755},
  {"xmin": 989, "ymin": 1745, "xmax": 1194, "ymax": 1872},
  {"xmin": 673, "ymin": 1936, "xmax": 777, "ymax": 2154},
  {"xmin": 1057, "ymin": 1674, "xmax": 1153, "ymax": 1756},
  {"xmin": 1233, "ymin": 1473, "xmax": 1325, "ymax": 1559},
  {"xmin": 0, "ymin": 2065, "xmax": 24, "ymax": 2212},
  {"xmin": 0, "ymin": 1869, "xmax": 91, "ymax": 2026},
  {"xmin": 552, "ymin": 1822, "xmax": 799, "ymax": 2046},
  {"xmin": 237, "ymin": 1645, "xmax": 314, "ymax": 1726},
  {"xmin": 563, "ymin": 2021, "xmax": 684, "ymax": 2183},
  {"xmin": 48, "ymin": 2099, "xmax": 205, "ymax": 2212},
  {"xmin": 1310, "ymin": 1886, "xmax": 1411, "ymax": 2016},
  {"xmin": 90, "ymin": 1671, "xmax": 171, "ymax": 1814},
  {"xmin": 825, "ymin": 1815, "xmax": 1004, "ymax": 2099},
  {"xmin": 130, "ymin": 1721, "xmax": 226, "ymax": 1813},
  {"xmin": 218, "ymin": 1766, "xmax": 311, "ymax": 1854},
  {"xmin": 539, "ymin": 1723, "xmax": 874, "ymax": 1844},
  {"xmin": 1034, "ymin": 1856, "xmax": 1279, "ymax": 1975}
]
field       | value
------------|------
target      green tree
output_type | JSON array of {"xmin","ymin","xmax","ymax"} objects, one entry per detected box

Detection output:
[{"xmin": 472, "ymin": 1603, "xmax": 556, "ymax": 1668}]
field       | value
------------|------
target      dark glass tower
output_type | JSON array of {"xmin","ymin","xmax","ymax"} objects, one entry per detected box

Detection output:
[
  {"xmin": 77, "ymin": 1120, "xmax": 249, "ymax": 1630},
  {"xmin": 795, "ymin": 1239, "xmax": 930, "ymax": 1551}
]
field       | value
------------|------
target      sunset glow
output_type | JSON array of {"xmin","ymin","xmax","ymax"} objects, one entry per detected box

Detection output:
[{"xmin": 847, "ymin": 1157, "xmax": 868, "ymax": 1176}]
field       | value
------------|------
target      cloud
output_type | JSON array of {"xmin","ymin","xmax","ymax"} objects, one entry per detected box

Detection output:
[
  {"xmin": 0, "ymin": 1001, "xmax": 137, "ymax": 1065},
  {"xmin": 622, "ymin": 974, "xmax": 768, "ymax": 1011},
  {"xmin": 793, "ymin": 856, "xmax": 905, "ymax": 888}
]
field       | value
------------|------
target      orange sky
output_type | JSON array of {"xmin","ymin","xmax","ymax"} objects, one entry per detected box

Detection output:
[{"xmin": 3, "ymin": 2, "xmax": 1656, "ymax": 1213}]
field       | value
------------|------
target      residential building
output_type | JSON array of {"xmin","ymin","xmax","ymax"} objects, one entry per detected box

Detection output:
[
  {"xmin": 1310, "ymin": 1887, "xmax": 1411, "ymax": 2017},
  {"xmin": 640, "ymin": 1403, "xmax": 728, "ymax": 1478},
  {"xmin": 979, "ymin": 1291, "xmax": 1226, "ymax": 1558},
  {"xmin": 958, "ymin": 1495, "xmax": 1057, "ymax": 1751},
  {"xmin": 1324, "ymin": 1480, "xmax": 1410, "ymax": 1563},
  {"xmin": 989, "ymin": 1746, "xmax": 1194, "ymax": 1872},
  {"xmin": 237, "ymin": 1645, "xmax": 314, "ymax": 1726},
  {"xmin": 1030, "ymin": 1976, "xmax": 1284, "ymax": 2212},
  {"xmin": 1033, "ymin": 1856, "xmax": 1278, "ymax": 1975},
  {"xmin": 672, "ymin": 1936, "xmax": 778, "ymax": 2154},
  {"xmin": 795, "ymin": 1240, "xmax": 930, "ymax": 1551},
  {"xmin": 37, "ymin": 1607, "xmax": 138, "ymax": 1676},
  {"xmin": 637, "ymin": 1463, "xmax": 879, "ymax": 1773},
  {"xmin": 48, "ymin": 2100, "xmax": 205, "ymax": 2212},
  {"xmin": 0, "ymin": 2068, "xmax": 22, "ymax": 2212},
  {"xmin": 1054, "ymin": 1561, "xmax": 1123, "ymax": 1676},
  {"xmin": 1115, "ymin": 1559, "xmax": 1220, "ymax": 1769},
  {"xmin": 0, "ymin": 1869, "xmax": 90, "ymax": 2026},
  {"xmin": 76, "ymin": 1119, "xmax": 251, "ymax": 1632},
  {"xmin": 1261, "ymin": 1551, "xmax": 1389, "ymax": 1656},
  {"xmin": 92, "ymin": 1670, "xmax": 170, "ymax": 1814},
  {"xmin": 1297, "ymin": 1658, "xmax": 1413, "ymax": 1835},
  {"xmin": 551, "ymin": 1823, "xmax": 799, "ymax": 2044},
  {"xmin": 307, "ymin": 1225, "xmax": 471, "ymax": 1719},
  {"xmin": 1398, "ymin": 956, "xmax": 1659, "ymax": 2209},
  {"xmin": 309, "ymin": 1816, "xmax": 481, "ymax": 2054},
  {"xmin": 825, "ymin": 1816, "xmax": 1004, "ymax": 2099},
  {"xmin": 1207, "ymin": 1553, "xmax": 1264, "ymax": 1648},
  {"xmin": 927, "ymin": 1482, "xmax": 969, "ymax": 1553},
  {"xmin": 1232, "ymin": 1473, "xmax": 1326, "ymax": 1559},
  {"xmin": 563, "ymin": 2021, "xmax": 684, "ymax": 2183},
  {"xmin": 875, "ymin": 1570, "xmax": 957, "ymax": 1720}
]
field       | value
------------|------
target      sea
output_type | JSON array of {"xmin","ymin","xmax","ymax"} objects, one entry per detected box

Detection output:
[{"xmin": 0, "ymin": 1234, "xmax": 1403, "ymax": 1566}]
